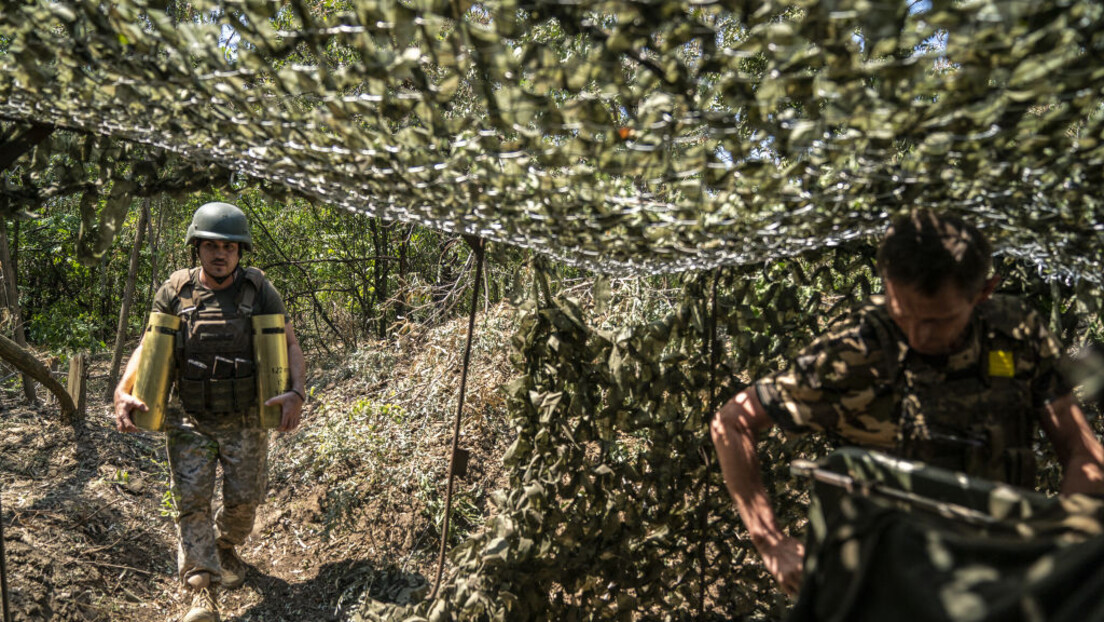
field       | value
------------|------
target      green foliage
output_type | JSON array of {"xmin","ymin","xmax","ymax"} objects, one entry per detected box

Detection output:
[
  {"xmin": 28, "ymin": 302, "xmax": 106, "ymax": 354},
  {"xmin": 276, "ymin": 393, "xmax": 439, "ymax": 542},
  {"xmin": 2, "ymin": 188, "xmax": 517, "ymax": 357},
  {"xmin": 300, "ymin": 397, "xmax": 401, "ymax": 483},
  {"xmin": 416, "ymin": 473, "xmax": 484, "ymax": 547},
  {"xmin": 150, "ymin": 456, "xmax": 180, "ymax": 520}
]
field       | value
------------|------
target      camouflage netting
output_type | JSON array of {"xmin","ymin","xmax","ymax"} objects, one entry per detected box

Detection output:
[
  {"xmin": 350, "ymin": 254, "xmax": 1104, "ymax": 621},
  {"xmin": 5, "ymin": 1, "xmax": 1104, "ymax": 620},
  {"xmin": 2, "ymin": 0, "xmax": 1104, "ymax": 275}
]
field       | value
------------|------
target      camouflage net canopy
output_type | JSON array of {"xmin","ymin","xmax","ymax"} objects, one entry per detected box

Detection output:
[{"xmin": 3, "ymin": 0, "xmax": 1104, "ymax": 276}]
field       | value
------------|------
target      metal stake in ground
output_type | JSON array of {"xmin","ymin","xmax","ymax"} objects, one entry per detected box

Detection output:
[
  {"xmin": 1, "ymin": 475, "xmax": 11, "ymax": 622},
  {"xmin": 429, "ymin": 236, "xmax": 485, "ymax": 602},
  {"xmin": 697, "ymin": 270, "xmax": 720, "ymax": 616}
]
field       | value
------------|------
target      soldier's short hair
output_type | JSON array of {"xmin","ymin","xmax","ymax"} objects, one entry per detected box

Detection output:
[{"xmin": 877, "ymin": 209, "xmax": 992, "ymax": 296}]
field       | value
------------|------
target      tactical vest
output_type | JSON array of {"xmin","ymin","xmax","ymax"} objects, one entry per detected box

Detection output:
[
  {"xmin": 866, "ymin": 298, "xmax": 1039, "ymax": 488},
  {"xmin": 168, "ymin": 267, "xmax": 265, "ymax": 416}
]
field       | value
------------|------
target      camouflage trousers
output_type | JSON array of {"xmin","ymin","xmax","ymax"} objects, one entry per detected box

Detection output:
[{"xmin": 166, "ymin": 413, "xmax": 269, "ymax": 585}]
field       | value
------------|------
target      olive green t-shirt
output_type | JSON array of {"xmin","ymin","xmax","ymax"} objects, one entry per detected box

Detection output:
[{"xmin": 152, "ymin": 267, "xmax": 288, "ymax": 320}]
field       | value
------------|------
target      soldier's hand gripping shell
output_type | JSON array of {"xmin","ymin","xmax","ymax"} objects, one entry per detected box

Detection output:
[
  {"xmin": 264, "ymin": 390, "xmax": 303, "ymax": 432},
  {"xmin": 113, "ymin": 391, "xmax": 147, "ymax": 434}
]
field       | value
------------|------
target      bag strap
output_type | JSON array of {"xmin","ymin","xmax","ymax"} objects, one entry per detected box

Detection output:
[
  {"xmin": 168, "ymin": 268, "xmax": 199, "ymax": 317},
  {"xmin": 235, "ymin": 266, "xmax": 266, "ymax": 317}
]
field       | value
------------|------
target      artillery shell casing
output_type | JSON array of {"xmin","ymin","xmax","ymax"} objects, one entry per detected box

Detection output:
[
  {"xmin": 252, "ymin": 314, "xmax": 289, "ymax": 429},
  {"xmin": 132, "ymin": 312, "xmax": 180, "ymax": 431}
]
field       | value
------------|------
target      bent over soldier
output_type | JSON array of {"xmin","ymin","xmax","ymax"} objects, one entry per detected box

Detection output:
[
  {"xmin": 113, "ymin": 202, "xmax": 306, "ymax": 622},
  {"xmin": 711, "ymin": 209, "xmax": 1104, "ymax": 597}
]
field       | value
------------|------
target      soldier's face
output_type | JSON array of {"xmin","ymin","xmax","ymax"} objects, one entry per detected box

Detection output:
[
  {"xmin": 884, "ymin": 278, "xmax": 982, "ymax": 356},
  {"xmin": 197, "ymin": 239, "xmax": 240, "ymax": 279}
]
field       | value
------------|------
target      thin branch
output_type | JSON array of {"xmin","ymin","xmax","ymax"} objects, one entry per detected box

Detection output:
[
  {"xmin": 261, "ymin": 256, "xmax": 398, "ymax": 270},
  {"xmin": 239, "ymin": 197, "xmax": 352, "ymax": 350},
  {"xmin": 0, "ymin": 332, "xmax": 74, "ymax": 419}
]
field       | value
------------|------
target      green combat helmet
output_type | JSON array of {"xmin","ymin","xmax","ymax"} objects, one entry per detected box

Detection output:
[{"xmin": 186, "ymin": 202, "xmax": 253, "ymax": 251}]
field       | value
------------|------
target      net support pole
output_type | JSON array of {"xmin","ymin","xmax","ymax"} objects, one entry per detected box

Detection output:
[
  {"xmin": 789, "ymin": 460, "xmax": 1000, "ymax": 526},
  {"xmin": 1, "ymin": 475, "xmax": 11, "ymax": 622},
  {"xmin": 697, "ymin": 270, "xmax": 720, "ymax": 616},
  {"xmin": 429, "ymin": 236, "xmax": 485, "ymax": 602}
]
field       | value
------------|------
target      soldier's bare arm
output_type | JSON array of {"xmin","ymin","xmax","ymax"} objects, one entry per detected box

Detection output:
[
  {"xmin": 1039, "ymin": 394, "xmax": 1104, "ymax": 495},
  {"xmin": 263, "ymin": 321, "xmax": 306, "ymax": 432},
  {"xmin": 711, "ymin": 388, "xmax": 805, "ymax": 596},
  {"xmin": 112, "ymin": 338, "xmax": 147, "ymax": 434}
]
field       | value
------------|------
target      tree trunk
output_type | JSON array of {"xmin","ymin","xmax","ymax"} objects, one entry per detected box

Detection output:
[
  {"xmin": 0, "ymin": 218, "xmax": 36, "ymax": 403},
  {"xmin": 397, "ymin": 225, "xmax": 411, "ymax": 321},
  {"xmin": 0, "ymin": 244, "xmax": 7, "ymax": 313},
  {"xmin": 0, "ymin": 332, "xmax": 74, "ymax": 419},
  {"xmin": 107, "ymin": 198, "xmax": 149, "ymax": 397},
  {"xmin": 337, "ymin": 214, "xmax": 373, "ymax": 339},
  {"xmin": 68, "ymin": 352, "xmax": 87, "ymax": 419},
  {"xmin": 96, "ymin": 254, "xmax": 111, "ymax": 342},
  {"xmin": 147, "ymin": 196, "xmax": 166, "ymax": 301},
  {"xmin": 370, "ymin": 220, "xmax": 391, "ymax": 339}
]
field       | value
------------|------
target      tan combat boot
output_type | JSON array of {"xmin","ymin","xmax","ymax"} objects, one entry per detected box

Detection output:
[
  {"xmin": 217, "ymin": 545, "xmax": 248, "ymax": 590},
  {"xmin": 183, "ymin": 573, "xmax": 219, "ymax": 622}
]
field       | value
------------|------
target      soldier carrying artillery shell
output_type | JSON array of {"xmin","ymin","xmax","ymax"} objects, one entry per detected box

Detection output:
[{"xmin": 113, "ymin": 202, "xmax": 307, "ymax": 622}]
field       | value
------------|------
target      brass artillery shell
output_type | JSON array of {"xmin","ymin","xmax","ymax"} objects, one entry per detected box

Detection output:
[
  {"xmin": 252, "ymin": 314, "xmax": 289, "ymax": 429},
  {"xmin": 132, "ymin": 312, "xmax": 180, "ymax": 431}
]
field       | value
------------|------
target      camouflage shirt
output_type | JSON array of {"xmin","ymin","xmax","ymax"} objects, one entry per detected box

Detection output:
[{"xmin": 755, "ymin": 295, "xmax": 1070, "ymax": 484}]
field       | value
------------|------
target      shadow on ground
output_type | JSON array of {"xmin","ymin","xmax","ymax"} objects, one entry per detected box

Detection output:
[{"xmin": 232, "ymin": 558, "xmax": 427, "ymax": 621}]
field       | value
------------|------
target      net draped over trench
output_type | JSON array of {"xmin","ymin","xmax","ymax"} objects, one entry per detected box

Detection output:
[{"xmin": 2, "ymin": 0, "xmax": 1104, "ymax": 277}]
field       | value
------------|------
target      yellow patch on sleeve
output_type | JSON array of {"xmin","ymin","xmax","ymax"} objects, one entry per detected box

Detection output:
[{"xmin": 989, "ymin": 350, "xmax": 1015, "ymax": 378}]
